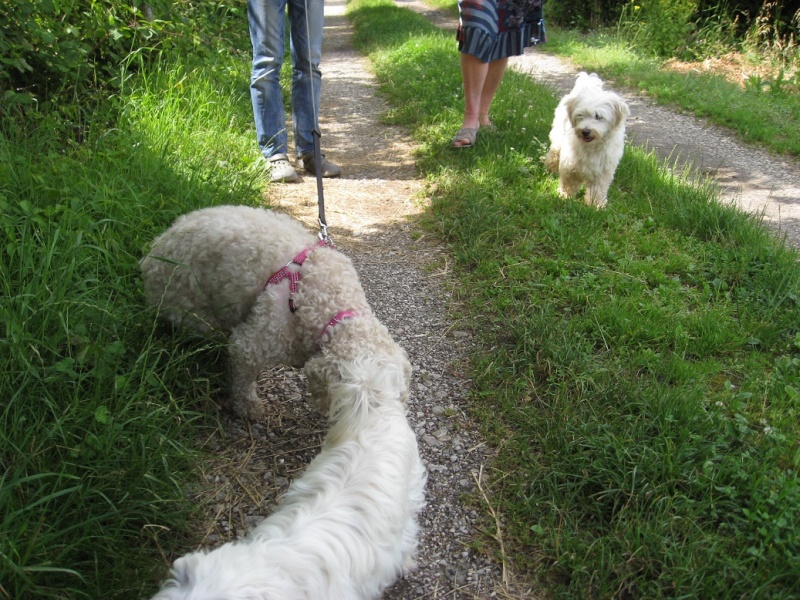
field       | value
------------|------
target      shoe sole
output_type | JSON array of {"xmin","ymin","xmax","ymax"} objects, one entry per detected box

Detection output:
[{"xmin": 270, "ymin": 174, "xmax": 299, "ymax": 183}]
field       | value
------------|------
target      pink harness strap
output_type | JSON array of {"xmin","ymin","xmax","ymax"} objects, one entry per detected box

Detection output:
[
  {"xmin": 265, "ymin": 239, "xmax": 330, "ymax": 312},
  {"xmin": 319, "ymin": 310, "xmax": 358, "ymax": 340}
]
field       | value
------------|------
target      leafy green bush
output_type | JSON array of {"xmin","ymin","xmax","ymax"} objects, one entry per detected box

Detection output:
[
  {"xmin": 0, "ymin": 0, "xmax": 246, "ymax": 111},
  {"xmin": 742, "ymin": 1, "xmax": 800, "ymax": 66},
  {"xmin": 619, "ymin": 0, "xmax": 699, "ymax": 57},
  {"xmin": 544, "ymin": 0, "xmax": 627, "ymax": 30},
  {"xmin": 685, "ymin": 3, "xmax": 742, "ymax": 59},
  {"xmin": 545, "ymin": 0, "xmax": 799, "ymax": 55},
  {"xmin": 1, "ymin": 1, "xmax": 156, "ymax": 106}
]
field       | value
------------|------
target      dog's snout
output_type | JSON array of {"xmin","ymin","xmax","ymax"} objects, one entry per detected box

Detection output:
[{"xmin": 581, "ymin": 129, "xmax": 591, "ymax": 137}]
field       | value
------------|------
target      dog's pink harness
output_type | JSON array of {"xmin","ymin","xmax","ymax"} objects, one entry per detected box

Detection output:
[
  {"xmin": 319, "ymin": 310, "xmax": 359, "ymax": 341},
  {"xmin": 265, "ymin": 240, "xmax": 330, "ymax": 312},
  {"xmin": 264, "ymin": 241, "xmax": 357, "ymax": 340}
]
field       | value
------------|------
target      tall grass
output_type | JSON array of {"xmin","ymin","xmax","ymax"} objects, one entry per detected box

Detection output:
[
  {"xmin": 350, "ymin": 0, "xmax": 800, "ymax": 596},
  {"xmin": 0, "ymin": 21, "xmax": 264, "ymax": 598}
]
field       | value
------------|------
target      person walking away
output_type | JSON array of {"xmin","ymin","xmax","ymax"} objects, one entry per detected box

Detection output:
[
  {"xmin": 248, "ymin": 0, "xmax": 342, "ymax": 182},
  {"xmin": 453, "ymin": 0, "xmax": 546, "ymax": 148}
]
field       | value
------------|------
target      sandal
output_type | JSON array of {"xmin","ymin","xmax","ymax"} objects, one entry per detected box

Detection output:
[
  {"xmin": 480, "ymin": 114, "xmax": 496, "ymax": 131},
  {"xmin": 452, "ymin": 127, "xmax": 477, "ymax": 149}
]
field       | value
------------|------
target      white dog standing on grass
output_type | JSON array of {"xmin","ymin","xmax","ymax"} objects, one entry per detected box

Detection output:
[
  {"xmin": 140, "ymin": 205, "xmax": 411, "ymax": 421},
  {"xmin": 149, "ymin": 348, "xmax": 427, "ymax": 600},
  {"xmin": 544, "ymin": 72, "xmax": 630, "ymax": 208}
]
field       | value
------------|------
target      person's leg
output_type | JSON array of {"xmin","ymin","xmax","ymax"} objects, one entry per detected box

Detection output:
[
  {"xmin": 453, "ymin": 52, "xmax": 488, "ymax": 147},
  {"xmin": 478, "ymin": 57, "xmax": 508, "ymax": 127},
  {"xmin": 287, "ymin": 0, "xmax": 341, "ymax": 176},
  {"xmin": 459, "ymin": 52, "xmax": 488, "ymax": 131},
  {"xmin": 248, "ymin": 0, "xmax": 290, "ymax": 159},
  {"xmin": 288, "ymin": 0, "xmax": 323, "ymax": 159},
  {"xmin": 454, "ymin": 54, "xmax": 508, "ymax": 146}
]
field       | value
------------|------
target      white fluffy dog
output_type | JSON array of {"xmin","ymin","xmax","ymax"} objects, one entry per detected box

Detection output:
[
  {"xmin": 150, "ymin": 352, "xmax": 427, "ymax": 600},
  {"xmin": 140, "ymin": 205, "xmax": 411, "ymax": 420},
  {"xmin": 544, "ymin": 72, "xmax": 630, "ymax": 208}
]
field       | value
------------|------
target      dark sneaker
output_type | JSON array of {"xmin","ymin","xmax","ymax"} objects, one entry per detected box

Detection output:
[
  {"xmin": 301, "ymin": 154, "xmax": 342, "ymax": 178},
  {"xmin": 267, "ymin": 154, "xmax": 299, "ymax": 183}
]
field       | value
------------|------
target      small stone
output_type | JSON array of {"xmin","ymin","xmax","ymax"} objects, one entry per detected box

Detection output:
[{"xmin": 422, "ymin": 434, "xmax": 441, "ymax": 447}]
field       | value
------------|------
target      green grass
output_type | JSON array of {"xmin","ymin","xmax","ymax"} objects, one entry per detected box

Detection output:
[
  {"xmin": 349, "ymin": 0, "xmax": 800, "ymax": 597},
  {"xmin": 417, "ymin": 0, "xmax": 458, "ymax": 16},
  {"xmin": 0, "ymin": 17, "xmax": 266, "ymax": 598}
]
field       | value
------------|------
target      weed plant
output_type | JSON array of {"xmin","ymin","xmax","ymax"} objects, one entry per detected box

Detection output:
[
  {"xmin": 350, "ymin": 0, "xmax": 800, "ymax": 596},
  {"xmin": 0, "ymin": 19, "xmax": 264, "ymax": 599}
]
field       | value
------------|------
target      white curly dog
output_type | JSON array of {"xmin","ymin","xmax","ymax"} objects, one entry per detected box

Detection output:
[
  {"xmin": 149, "ymin": 348, "xmax": 427, "ymax": 600},
  {"xmin": 140, "ymin": 205, "xmax": 411, "ymax": 420},
  {"xmin": 544, "ymin": 72, "xmax": 630, "ymax": 208}
]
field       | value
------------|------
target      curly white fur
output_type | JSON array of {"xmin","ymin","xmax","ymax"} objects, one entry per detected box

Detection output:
[
  {"xmin": 150, "ymin": 353, "xmax": 426, "ymax": 600},
  {"xmin": 139, "ymin": 205, "xmax": 411, "ymax": 420},
  {"xmin": 544, "ymin": 72, "xmax": 630, "ymax": 208}
]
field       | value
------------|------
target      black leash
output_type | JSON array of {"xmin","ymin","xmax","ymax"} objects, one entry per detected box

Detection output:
[
  {"xmin": 302, "ymin": 0, "xmax": 331, "ymax": 245},
  {"xmin": 312, "ymin": 128, "xmax": 330, "ymax": 244}
]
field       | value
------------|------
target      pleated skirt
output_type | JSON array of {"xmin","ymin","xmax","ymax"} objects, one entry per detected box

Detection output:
[{"xmin": 457, "ymin": 0, "xmax": 545, "ymax": 63}]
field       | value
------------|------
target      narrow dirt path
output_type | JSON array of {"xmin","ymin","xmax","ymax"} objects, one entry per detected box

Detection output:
[{"xmin": 191, "ymin": 1, "xmax": 516, "ymax": 599}]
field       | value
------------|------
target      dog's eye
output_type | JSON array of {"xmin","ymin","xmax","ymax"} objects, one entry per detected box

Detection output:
[{"xmin": 594, "ymin": 112, "xmax": 603, "ymax": 120}]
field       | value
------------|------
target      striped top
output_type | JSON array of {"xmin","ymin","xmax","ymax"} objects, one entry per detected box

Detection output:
[{"xmin": 457, "ymin": 0, "xmax": 545, "ymax": 63}]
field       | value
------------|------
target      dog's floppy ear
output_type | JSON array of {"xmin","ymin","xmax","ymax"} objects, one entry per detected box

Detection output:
[
  {"xmin": 612, "ymin": 97, "xmax": 630, "ymax": 127},
  {"xmin": 564, "ymin": 95, "xmax": 580, "ymax": 123}
]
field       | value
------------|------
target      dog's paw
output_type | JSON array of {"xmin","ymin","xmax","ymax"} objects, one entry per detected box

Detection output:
[
  {"xmin": 543, "ymin": 148, "xmax": 560, "ymax": 173},
  {"xmin": 307, "ymin": 390, "xmax": 332, "ymax": 416},
  {"xmin": 585, "ymin": 194, "xmax": 608, "ymax": 209},
  {"xmin": 232, "ymin": 396, "xmax": 266, "ymax": 421},
  {"xmin": 557, "ymin": 182, "xmax": 575, "ymax": 199},
  {"xmin": 585, "ymin": 186, "xmax": 609, "ymax": 209}
]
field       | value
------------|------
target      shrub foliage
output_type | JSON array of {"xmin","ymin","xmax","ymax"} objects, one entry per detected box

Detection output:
[
  {"xmin": 546, "ymin": 0, "xmax": 800, "ymax": 55},
  {"xmin": 0, "ymin": 0, "xmax": 244, "ymax": 109}
]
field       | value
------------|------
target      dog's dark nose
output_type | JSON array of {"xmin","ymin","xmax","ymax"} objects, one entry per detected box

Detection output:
[{"xmin": 581, "ymin": 129, "xmax": 591, "ymax": 137}]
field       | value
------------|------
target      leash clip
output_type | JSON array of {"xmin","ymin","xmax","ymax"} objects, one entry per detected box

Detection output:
[{"xmin": 318, "ymin": 218, "xmax": 332, "ymax": 245}]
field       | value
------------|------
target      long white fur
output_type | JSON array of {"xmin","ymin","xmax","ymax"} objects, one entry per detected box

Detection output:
[
  {"xmin": 140, "ymin": 205, "xmax": 412, "ymax": 420},
  {"xmin": 150, "ymin": 349, "xmax": 426, "ymax": 600},
  {"xmin": 544, "ymin": 72, "xmax": 630, "ymax": 208}
]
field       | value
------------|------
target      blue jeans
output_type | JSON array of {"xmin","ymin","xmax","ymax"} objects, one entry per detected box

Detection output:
[{"xmin": 247, "ymin": 0, "xmax": 323, "ymax": 160}]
